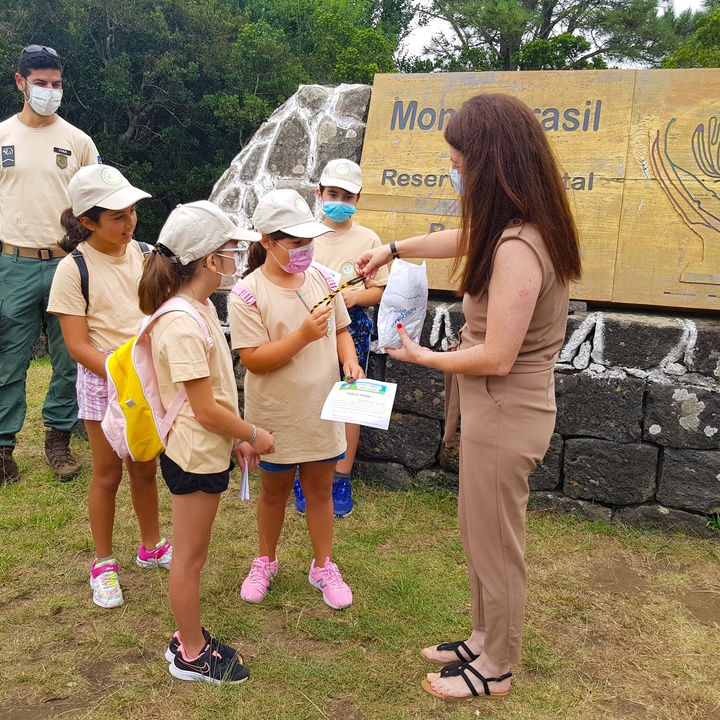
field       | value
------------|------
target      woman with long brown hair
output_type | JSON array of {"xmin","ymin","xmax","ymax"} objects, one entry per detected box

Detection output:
[{"xmin": 356, "ymin": 93, "xmax": 581, "ymax": 700}]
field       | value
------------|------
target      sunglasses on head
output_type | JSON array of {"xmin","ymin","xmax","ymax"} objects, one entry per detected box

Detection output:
[{"xmin": 22, "ymin": 45, "xmax": 59, "ymax": 58}]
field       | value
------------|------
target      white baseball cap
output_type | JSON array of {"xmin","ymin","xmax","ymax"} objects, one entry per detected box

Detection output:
[
  {"xmin": 319, "ymin": 158, "xmax": 362, "ymax": 194},
  {"xmin": 252, "ymin": 189, "xmax": 331, "ymax": 238},
  {"xmin": 68, "ymin": 164, "xmax": 151, "ymax": 216},
  {"xmin": 157, "ymin": 200, "xmax": 261, "ymax": 265}
]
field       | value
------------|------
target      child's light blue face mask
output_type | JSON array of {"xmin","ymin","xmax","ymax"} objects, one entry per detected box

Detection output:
[
  {"xmin": 323, "ymin": 201, "xmax": 357, "ymax": 222},
  {"xmin": 449, "ymin": 167, "xmax": 463, "ymax": 195}
]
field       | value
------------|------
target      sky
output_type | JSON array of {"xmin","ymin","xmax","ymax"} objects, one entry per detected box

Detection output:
[{"xmin": 399, "ymin": 0, "xmax": 707, "ymax": 58}]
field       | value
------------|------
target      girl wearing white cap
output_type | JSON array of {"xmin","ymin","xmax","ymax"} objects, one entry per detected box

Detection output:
[
  {"xmin": 137, "ymin": 201, "xmax": 274, "ymax": 685},
  {"xmin": 48, "ymin": 164, "xmax": 171, "ymax": 610},
  {"xmin": 229, "ymin": 188, "xmax": 362, "ymax": 611}
]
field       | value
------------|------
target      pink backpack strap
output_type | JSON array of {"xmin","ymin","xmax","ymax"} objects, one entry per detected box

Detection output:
[
  {"xmin": 134, "ymin": 297, "xmax": 214, "ymax": 438},
  {"xmin": 141, "ymin": 297, "xmax": 214, "ymax": 352},
  {"xmin": 231, "ymin": 282, "xmax": 257, "ymax": 306},
  {"xmin": 310, "ymin": 261, "xmax": 339, "ymax": 291}
]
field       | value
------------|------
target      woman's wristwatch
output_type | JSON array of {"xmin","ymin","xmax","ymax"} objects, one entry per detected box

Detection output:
[{"xmin": 389, "ymin": 242, "xmax": 400, "ymax": 259}]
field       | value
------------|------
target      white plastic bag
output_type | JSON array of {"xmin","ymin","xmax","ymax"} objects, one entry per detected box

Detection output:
[{"xmin": 377, "ymin": 259, "xmax": 428, "ymax": 350}]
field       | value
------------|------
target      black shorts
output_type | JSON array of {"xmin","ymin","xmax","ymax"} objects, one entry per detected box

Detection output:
[{"xmin": 160, "ymin": 453, "xmax": 233, "ymax": 495}]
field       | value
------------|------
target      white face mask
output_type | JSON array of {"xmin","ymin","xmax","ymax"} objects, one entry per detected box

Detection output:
[
  {"xmin": 25, "ymin": 84, "xmax": 63, "ymax": 116},
  {"xmin": 216, "ymin": 243, "xmax": 251, "ymax": 288}
]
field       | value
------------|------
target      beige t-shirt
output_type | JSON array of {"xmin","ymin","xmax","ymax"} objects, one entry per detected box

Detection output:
[
  {"xmin": 48, "ymin": 241, "xmax": 146, "ymax": 351},
  {"xmin": 0, "ymin": 115, "xmax": 99, "ymax": 249},
  {"xmin": 313, "ymin": 221, "xmax": 390, "ymax": 291},
  {"xmin": 151, "ymin": 295, "xmax": 238, "ymax": 474},
  {"xmin": 229, "ymin": 266, "xmax": 351, "ymax": 464}
]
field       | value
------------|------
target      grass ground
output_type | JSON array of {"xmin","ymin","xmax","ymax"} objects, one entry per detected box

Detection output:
[{"xmin": 0, "ymin": 358, "xmax": 719, "ymax": 720}]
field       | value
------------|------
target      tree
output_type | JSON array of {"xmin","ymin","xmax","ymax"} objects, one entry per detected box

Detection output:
[
  {"xmin": 402, "ymin": 0, "xmax": 689, "ymax": 72},
  {"xmin": 662, "ymin": 3, "xmax": 720, "ymax": 67},
  {"xmin": 0, "ymin": 0, "xmax": 407, "ymax": 238},
  {"xmin": 513, "ymin": 33, "xmax": 608, "ymax": 69},
  {"xmin": 240, "ymin": 0, "xmax": 404, "ymax": 83}
]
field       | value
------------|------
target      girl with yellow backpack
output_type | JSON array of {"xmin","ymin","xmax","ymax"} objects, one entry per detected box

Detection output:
[{"xmin": 138, "ymin": 201, "xmax": 274, "ymax": 684}]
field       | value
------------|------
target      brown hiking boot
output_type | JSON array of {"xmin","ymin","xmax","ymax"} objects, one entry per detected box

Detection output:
[
  {"xmin": 1, "ymin": 447, "xmax": 20, "ymax": 485},
  {"xmin": 45, "ymin": 428, "xmax": 81, "ymax": 481}
]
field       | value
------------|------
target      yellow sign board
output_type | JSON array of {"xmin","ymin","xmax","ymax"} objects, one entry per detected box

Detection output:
[{"xmin": 357, "ymin": 70, "xmax": 720, "ymax": 310}]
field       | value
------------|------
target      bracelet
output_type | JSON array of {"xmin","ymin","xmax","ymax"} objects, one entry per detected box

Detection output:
[
  {"xmin": 250, "ymin": 424, "xmax": 257, "ymax": 443},
  {"xmin": 389, "ymin": 242, "xmax": 400, "ymax": 259},
  {"xmin": 233, "ymin": 439, "xmax": 244, "ymax": 451}
]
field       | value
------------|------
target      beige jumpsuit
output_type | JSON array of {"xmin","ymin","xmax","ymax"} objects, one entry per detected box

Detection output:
[{"xmin": 446, "ymin": 221, "xmax": 569, "ymax": 665}]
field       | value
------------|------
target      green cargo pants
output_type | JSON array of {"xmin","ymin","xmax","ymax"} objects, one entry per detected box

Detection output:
[{"xmin": 0, "ymin": 249, "xmax": 78, "ymax": 447}]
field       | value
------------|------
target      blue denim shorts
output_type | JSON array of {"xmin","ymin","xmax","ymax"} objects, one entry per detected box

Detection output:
[{"xmin": 259, "ymin": 452, "xmax": 346, "ymax": 473}]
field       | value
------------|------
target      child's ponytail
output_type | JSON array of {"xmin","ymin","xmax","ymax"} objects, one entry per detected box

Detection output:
[
  {"xmin": 59, "ymin": 206, "xmax": 103, "ymax": 252},
  {"xmin": 138, "ymin": 246, "xmax": 200, "ymax": 315},
  {"xmin": 243, "ymin": 237, "xmax": 268, "ymax": 278}
]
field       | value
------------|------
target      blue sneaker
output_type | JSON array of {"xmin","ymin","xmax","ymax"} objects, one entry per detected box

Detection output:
[
  {"xmin": 332, "ymin": 477, "xmax": 354, "ymax": 518},
  {"xmin": 293, "ymin": 477, "xmax": 306, "ymax": 515}
]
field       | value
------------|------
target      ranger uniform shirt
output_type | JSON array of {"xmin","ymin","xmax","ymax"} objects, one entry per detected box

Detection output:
[{"xmin": 0, "ymin": 114, "xmax": 99, "ymax": 250}]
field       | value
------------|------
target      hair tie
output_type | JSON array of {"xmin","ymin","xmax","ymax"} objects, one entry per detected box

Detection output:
[{"xmin": 153, "ymin": 243, "xmax": 177, "ymax": 260}]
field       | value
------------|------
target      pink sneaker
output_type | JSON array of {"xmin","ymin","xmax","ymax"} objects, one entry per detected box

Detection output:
[
  {"xmin": 136, "ymin": 538, "xmax": 173, "ymax": 569},
  {"xmin": 308, "ymin": 557, "xmax": 353, "ymax": 610},
  {"xmin": 241, "ymin": 556, "xmax": 278, "ymax": 603}
]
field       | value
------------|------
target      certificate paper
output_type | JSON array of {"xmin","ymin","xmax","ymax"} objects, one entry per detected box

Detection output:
[{"xmin": 321, "ymin": 379, "xmax": 397, "ymax": 430}]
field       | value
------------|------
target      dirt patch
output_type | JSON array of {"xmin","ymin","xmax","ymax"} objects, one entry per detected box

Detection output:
[
  {"xmin": 703, "ymin": 703, "xmax": 720, "ymax": 720},
  {"xmin": 591, "ymin": 558, "xmax": 650, "ymax": 596},
  {"xmin": 0, "ymin": 696, "xmax": 87, "ymax": 720},
  {"xmin": 601, "ymin": 699, "xmax": 651, "ymax": 719},
  {"xmin": 80, "ymin": 653, "xmax": 145, "ymax": 685},
  {"xmin": 641, "ymin": 557, "xmax": 687, "ymax": 574},
  {"xmin": 327, "ymin": 697, "xmax": 364, "ymax": 720},
  {"xmin": 681, "ymin": 589, "xmax": 720, "ymax": 626}
]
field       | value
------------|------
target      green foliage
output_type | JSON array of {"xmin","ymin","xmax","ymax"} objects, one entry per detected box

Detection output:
[
  {"xmin": 662, "ymin": 7, "xmax": 720, "ymax": 67},
  {"xmin": 241, "ymin": 0, "xmax": 401, "ymax": 84},
  {"xmin": 403, "ymin": 0, "xmax": 692, "ymax": 72},
  {"xmin": 513, "ymin": 33, "xmax": 608, "ymax": 70},
  {"xmin": 0, "ymin": 0, "xmax": 404, "ymax": 239}
]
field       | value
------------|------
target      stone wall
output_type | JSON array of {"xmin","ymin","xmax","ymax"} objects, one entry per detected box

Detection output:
[
  {"xmin": 210, "ymin": 84, "xmax": 371, "ymax": 223},
  {"xmin": 210, "ymin": 83, "xmax": 720, "ymax": 537},
  {"xmin": 352, "ymin": 302, "xmax": 720, "ymax": 538}
]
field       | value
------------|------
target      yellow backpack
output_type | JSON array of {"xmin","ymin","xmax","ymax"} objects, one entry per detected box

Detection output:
[{"xmin": 101, "ymin": 297, "xmax": 213, "ymax": 462}]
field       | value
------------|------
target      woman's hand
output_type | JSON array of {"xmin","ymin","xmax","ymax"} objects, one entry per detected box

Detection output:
[
  {"xmin": 385, "ymin": 323, "xmax": 432, "ymax": 365},
  {"xmin": 354, "ymin": 244, "xmax": 393, "ymax": 280},
  {"xmin": 250, "ymin": 426, "xmax": 275, "ymax": 455},
  {"xmin": 234, "ymin": 441, "xmax": 260, "ymax": 472}
]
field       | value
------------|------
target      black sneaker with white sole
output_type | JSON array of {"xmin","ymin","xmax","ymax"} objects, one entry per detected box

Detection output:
[
  {"xmin": 165, "ymin": 628, "xmax": 239, "ymax": 663},
  {"xmin": 169, "ymin": 641, "xmax": 249, "ymax": 685}
]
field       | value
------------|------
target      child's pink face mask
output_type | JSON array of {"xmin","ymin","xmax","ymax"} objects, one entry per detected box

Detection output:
[{"xmin": 274, "ymin": 240, "xmax": 314, "ymax": 273}]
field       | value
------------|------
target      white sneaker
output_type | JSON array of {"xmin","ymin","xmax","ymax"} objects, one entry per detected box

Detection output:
[{"xmin": 90, "ymin": 559, "xmax": 123, "ymax": 608}]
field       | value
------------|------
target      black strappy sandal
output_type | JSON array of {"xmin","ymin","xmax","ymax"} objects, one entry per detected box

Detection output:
[
  {"xmin": 421, "ymin": 640, "xmax": 480, "ymax": 666},
  {"xmin": 421, "ymin": 662, "xmax": 512, "ymax": 700}
]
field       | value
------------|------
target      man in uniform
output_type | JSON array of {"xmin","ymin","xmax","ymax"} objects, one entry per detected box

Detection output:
[{"xmin": 0, "ymin": 45, "xmax": 99, "ymax": 484}]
